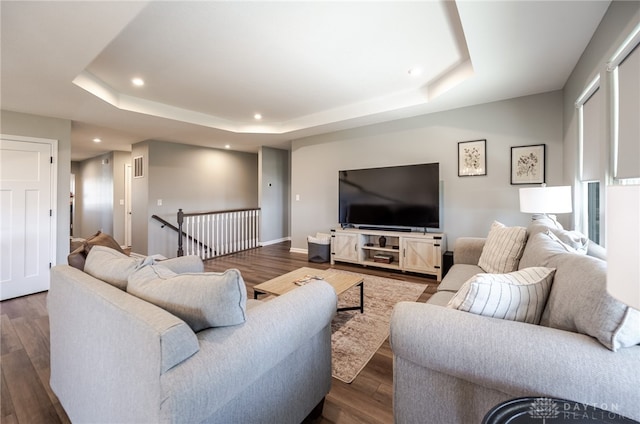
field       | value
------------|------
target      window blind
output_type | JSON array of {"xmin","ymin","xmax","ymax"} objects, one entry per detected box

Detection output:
[
  {"xmin": 616, "ymin": 44, "xmax": 640, "ymax": 179},
  {"xmin": 581, "ymin": 88, "xmax": 601, "ymax": 182}
]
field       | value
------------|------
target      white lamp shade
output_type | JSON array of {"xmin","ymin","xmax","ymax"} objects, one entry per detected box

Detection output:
[
  {"xmin": 519, "ymin": 186, "xmax": 572, "ymax": 214},
  {"xmin": 606, "ymin": 185, "xmax": 640, "ymax": 310}
]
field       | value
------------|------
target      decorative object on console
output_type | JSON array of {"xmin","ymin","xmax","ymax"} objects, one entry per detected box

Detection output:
[
  {"xmin": 378, "ymin": 235, "xmax": 387, "ymax": 247},
  {"xmin": 519, "ymin": 185, "xmax": 572, "ymax": 228},
  {"xmin": 511, "ymin": 144, "xmax": 546, "ymax": 184},
  {"xmin": 458, "ymin": 139, "xmax": 487, "ymax": 177},
  {"xmin": 606, "ymin": 184, "xmax": 640, "ymax": 310},
  {"xmin": 373, "ymin": 253, "xmax": 393, "ymax": 264}
]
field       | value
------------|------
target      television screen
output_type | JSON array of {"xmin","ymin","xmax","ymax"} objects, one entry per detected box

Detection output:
[{"xmin": 338, "ymin": 163, "xmax": 440, "ymax": 229}]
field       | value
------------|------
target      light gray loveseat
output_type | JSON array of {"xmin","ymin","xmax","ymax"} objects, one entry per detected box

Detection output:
[
  {"xmin": 49, "ymin": 248, "xmax": 337, "ymax": 423},
  {"xmin": 390, "ymin": 219, "xmax": 640, "ymax": 423}
]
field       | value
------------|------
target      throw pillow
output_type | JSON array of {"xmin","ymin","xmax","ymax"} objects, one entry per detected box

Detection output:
[
  {"xmin": 540, "ymin": 252, "xmax": 640, "ymax": 351},
  {"xmin": 67, "ymin": 231, "xmax": 126, "ymax": 271},
  {"xmin": 545, "ymin": 230, "xmax": 587, "ymax": 255},
  {"xmin": 127, "ymin": 265, "xmax": 247, "ymax": 332},
  {"xmin": 83, "ymin": 230, "xmax": 125, "ymax": 255},
  {"xmin": 447, "ymin": 267, "xmax": 556, "ymax": 324},
  {"xmin": 478, "ymin": 221, "xmax": 528, "ymax": 273},
  {"xmin": 84, "ymin": 246, "xmax": 146, "ymax": 290}
]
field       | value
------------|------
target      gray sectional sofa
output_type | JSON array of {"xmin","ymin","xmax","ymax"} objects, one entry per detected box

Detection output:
[
  {"xmin": 49, "ymin": 248, "xmax": 337, "ymax": 423},
  {"xmin": 390, "ymin": 218, "xmax": 640, "ymax": 423}
]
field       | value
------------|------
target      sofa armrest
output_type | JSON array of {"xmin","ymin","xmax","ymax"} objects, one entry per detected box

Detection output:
[
  {"xmin": 48, "ymin": 265, "xmax": 199, "ymax": 423},
  {"xmin": 161, "ymin": 280, "xmax": 338, "ymax": 423},
  {"xmin": 453, "ymin": 237, "xmax": 485, "ymax": 265},
  {"xmin": 390, "ymin": 302, "xmax": 640, "ymax": 421}
]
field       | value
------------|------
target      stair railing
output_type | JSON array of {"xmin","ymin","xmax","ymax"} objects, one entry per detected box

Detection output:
[{"xmin": 177, "ymin": 208, "xmax": 260, "ymax": 259}]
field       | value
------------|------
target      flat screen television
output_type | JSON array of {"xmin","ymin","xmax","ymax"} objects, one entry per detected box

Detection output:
[{"xmin": 338, "ymin": 163, "xmax": 440, "ymax": 230}]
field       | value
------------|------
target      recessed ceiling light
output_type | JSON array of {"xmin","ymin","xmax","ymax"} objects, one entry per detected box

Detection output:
[
  {"xmin": 254, "ymin": 113, "xmax": 262, "ymax": 120},
  {"xmin": 93, "ymin": 138, "xmax": 101, "ymax": 143},
  {"xmin": 224, "ymin": 144, "xmax": 231, "ymax": 149},
  {"xmin": 408, "ymin": 67, "xmax": 423, "ymax": 77},
  {"xmin": 132, "ymin": 77, "xmax": 145, "ymax": 86}
]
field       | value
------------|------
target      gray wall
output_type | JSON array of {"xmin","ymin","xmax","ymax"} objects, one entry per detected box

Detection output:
[
  {"xmin": 290, "ymin": 91, "xmax": 564, "ymax": 251},
  {"xmin": 72, "ymin": 151, "xmax": 130, "ymax": 244},
  {"xmin": 562, "ymin": 1, "xmax": 640, "ymax": 235},
  {"xmin": 259, "ymin": 146, "xmax": 291, "ymax": 244},
  {"xmin": 75, "ymin": 152, "xmax": 114, "ymax": 238},
  {"xmin": 0, "ymin": 110, "xmax": 71, "ymax": 264},
  {"xmin": 132, "ymin": 140, "xmax": 259, "ymax": 257}
]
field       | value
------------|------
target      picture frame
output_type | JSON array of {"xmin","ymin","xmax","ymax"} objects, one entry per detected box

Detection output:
[
  {"xmin": 511, "ymin": 144, "xmax": 546, "ymax": 185},
  {"xmin": 458, "ymin": 139, "xmax": 487, "ymax": 177}
]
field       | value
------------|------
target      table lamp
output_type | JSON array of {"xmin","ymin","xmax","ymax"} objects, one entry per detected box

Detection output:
[
  {"xmin": 519, "ymin": 185, "xmax": 572, "ymax": 227},
  {"xmin": 606, "ymin": 184, "xmax": 640, "ymax": 310}
]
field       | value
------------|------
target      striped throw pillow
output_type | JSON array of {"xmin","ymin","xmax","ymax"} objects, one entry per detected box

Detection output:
[
  {"xmin": 447, "ymin": 267, "xmax": 556, "ymax": 324},
  {"xmin": 478, "ymin": 221, "xmax": 528, "ymax": 273}
]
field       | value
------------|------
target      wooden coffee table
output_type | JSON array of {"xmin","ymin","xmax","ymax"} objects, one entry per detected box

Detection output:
[{"xmin": 253, "ymin": 267, "xmax": 364, "ymax": 313}]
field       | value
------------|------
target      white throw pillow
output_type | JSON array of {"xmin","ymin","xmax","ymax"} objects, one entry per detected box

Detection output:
[
  {"xmin": 478, "ymin": 221, "xmax": 528, "ymax": 273},
  {"xmin": 447, "ymin": 267, "xmax": 556, "ymax": 324},
  {"xmin": 84, "ymin": 245, "xmax": 147, "ymax": 290},
  {"xmin": 548, "ymin": 229, "xmax": 588, "ymax": 254},
  {"xmin": 128, "ymin": 264, "xmax": 247, "ymax": 331}
]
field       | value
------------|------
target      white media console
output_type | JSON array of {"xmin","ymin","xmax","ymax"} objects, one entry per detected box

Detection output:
[{"xmin": 330, "ymin": 228, "xmax": 447, "ymax": 280}]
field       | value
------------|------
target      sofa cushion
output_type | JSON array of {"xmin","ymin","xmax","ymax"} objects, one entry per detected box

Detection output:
[
  {"xmin": 518, "ymin": 231, "xmax": 569, "ymax": 270},
  {"xmin": 68, "ymin": 231, "xmax": 126, "ymax": 271},
  {"xmin": 446, "ymin": 267, "xmax": 555, "ymax": 324},
  {"xmin": 478, "ymin": 221, "xmax": 528, "ymax": 273},
  {"xmin": 128, "ymin": 265, "xmax": 247, "ymax": 332},
  {"xmin": 525, "ymin": 232, "xmax": 640, "ymax": 351},
  {"xmin": 84, "ymin": 246, "xmax": 146, "ymax": 290},
  {"xmin": 438, "ymin": 264, "xmax": 483, "ymax": 293}
]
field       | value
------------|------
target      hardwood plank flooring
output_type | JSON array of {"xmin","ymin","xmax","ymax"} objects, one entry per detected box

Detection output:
[{"xmin": 0, "ymin": 241, "xmax": 436, "ymax": 424}]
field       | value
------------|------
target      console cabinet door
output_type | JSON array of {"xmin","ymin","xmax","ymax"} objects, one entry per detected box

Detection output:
[
  {"xmin": 331, "ymin": 233, "xmax": 359, "ymax": 263},
  {"xmin": 402, "ymin": 237, "xmax": 441, "ymax": 276}
]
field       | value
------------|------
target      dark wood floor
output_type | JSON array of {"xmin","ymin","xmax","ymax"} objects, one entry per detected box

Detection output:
[{"xmin": 0, "ymin": 242, "xmax": 436, "ymax": 424}]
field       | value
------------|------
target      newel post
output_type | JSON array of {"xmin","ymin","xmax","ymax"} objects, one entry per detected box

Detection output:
[{"xmin": 177, "ymin": 209, "xmax": 184, "ymax": 257}]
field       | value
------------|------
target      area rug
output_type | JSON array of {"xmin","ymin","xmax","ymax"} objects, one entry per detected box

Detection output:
[{"xmin": 330, "ymin": 270, "xmax": 427, "ymax": 383}]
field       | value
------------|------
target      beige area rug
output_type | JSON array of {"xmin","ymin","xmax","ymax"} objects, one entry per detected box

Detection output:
[{"xmin": 330, "ymin": 270, "xmax": 427, "ymax": 383}]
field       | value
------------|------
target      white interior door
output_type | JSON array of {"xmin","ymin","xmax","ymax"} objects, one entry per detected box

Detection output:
[
  {"xmin": 0, "ymin": 137, "xmax": 55, "ymax": 300},
  {"xmin": 124, "ymin": 163, "xmax": 132, "ymax": 247}
]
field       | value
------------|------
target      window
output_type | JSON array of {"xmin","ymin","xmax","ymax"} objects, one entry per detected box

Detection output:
[
  {"xmin": 608, "ymin": 24, "xmax": 640, "ymax": 182},
  {"xmin": 576, "ymin": 76, "xmax": 602, "ymax": 243},
  {"xmin": 586, "ymin": 181, "xmax": 600, "ymax": 244}
]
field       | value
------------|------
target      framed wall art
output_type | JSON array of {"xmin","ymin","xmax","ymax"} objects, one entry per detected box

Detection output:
[
  {"xmin": 511, "ymin": 144, "xmax": 546, "ymax": 185},
  {"xmin": 458, "ymin": 139, "xmax": 487, "ymax": 177}
]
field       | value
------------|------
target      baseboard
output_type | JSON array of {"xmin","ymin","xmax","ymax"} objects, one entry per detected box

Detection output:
[
  {"xmin": 260, "ymin": 236, "xmax": 291, "ymax": 246},
  {"xmin": 289, "ymin": 247, "xmax": 308, "ymax": 254}
]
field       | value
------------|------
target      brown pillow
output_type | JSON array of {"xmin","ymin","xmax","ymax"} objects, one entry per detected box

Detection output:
[
  {"xmin": 67, "ymin": 231, "xmax": 126, "ymax": 271},
  {"xmin": 83, "ymin": 231, "xmax": 125, "ymax": 255}
]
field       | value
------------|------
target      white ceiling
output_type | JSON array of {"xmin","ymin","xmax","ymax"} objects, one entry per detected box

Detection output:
[{"xmin": 1, "ymin": 1, "xmax": 610, "ymax": 161}]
